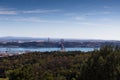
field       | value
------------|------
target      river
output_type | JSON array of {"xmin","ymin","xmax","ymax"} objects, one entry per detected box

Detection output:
[{"xmin": 0, "ymin": 47, "xmax": 98, "ymax": 53}]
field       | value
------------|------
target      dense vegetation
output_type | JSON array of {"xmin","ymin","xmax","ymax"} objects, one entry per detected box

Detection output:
[{"xmin": 0, "ymin": 45, "xmax": 120, "ymax": 80}]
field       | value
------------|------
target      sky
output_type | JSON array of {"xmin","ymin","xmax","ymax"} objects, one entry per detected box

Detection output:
[{"xmin": 0, "ymin": 0, "xmax": 120, "ymax": 40}]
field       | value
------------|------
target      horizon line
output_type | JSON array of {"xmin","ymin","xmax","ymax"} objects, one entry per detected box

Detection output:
[{"xmin": 0, "ymin": 36, "xmax": 119, "ymax": 41}]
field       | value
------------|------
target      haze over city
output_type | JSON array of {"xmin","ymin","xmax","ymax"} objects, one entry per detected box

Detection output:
[{"xmin": 0, "ymin": 0, "xmax": 120, "ymax": 40}]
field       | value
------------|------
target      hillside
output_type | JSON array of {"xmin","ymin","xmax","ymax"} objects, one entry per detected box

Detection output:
[{"xmin": 0, "ymin": 45, "xmax": 120, "ymax": 80}]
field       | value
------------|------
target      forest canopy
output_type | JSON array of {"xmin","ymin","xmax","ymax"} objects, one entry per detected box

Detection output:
[{"xmin": 0, "ymin": 45, "xmax": 120, "ymax": 80}]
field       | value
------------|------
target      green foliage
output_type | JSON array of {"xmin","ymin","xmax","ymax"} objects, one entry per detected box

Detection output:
[
  {"xmin": 0, "ymin": 45, "xmax": 120, "ymax": 80},
  {"xmin": 80, "ymin": 45, "xmax": 120, "ymax": 80}
]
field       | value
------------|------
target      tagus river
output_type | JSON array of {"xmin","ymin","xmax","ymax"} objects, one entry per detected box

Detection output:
[{"xmin": 0, "ymin": 47, "xmax": 98, "ymax": 53}]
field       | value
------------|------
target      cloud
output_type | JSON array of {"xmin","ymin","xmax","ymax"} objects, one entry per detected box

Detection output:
[
  {"xmin": 0, "ymin": 7, "xmax": 17, "ymax": 15},
  {"xmin": 0, "ymin": 16, "xmax": 65, "ymax": 24},
  {"xmin": 64, "ymin": 13, "xmax": 77, "ymax": 16},
  {"xmin": 14, "ymin": 17, "xmax": 66, "ymax": 23},
  {"xmin": 76, "ymin": 21, "xmax": 113, "ymax": 27},
  {"xmin": 0, "ymin": 7, "xmax": 61, "ymax": 15},
  {"xmin": 22, "ymin": 9, "xmax": 61, "ymax": 14},
  {"xmin": 0, "ymin": 16, "xmax": 47, "ymax": 22},
  {"xmin": 74, "ymin": 16, "xmax": 86, "ymax": 20},
  {"xmin": 0, "ymin": 11, "xmax": 17, "ymax": 15},
  {"xmin": 85, "ymin": 11, "xmax": 111, "ymax": 16},
  {"xmin": 13, "ymin": 17, "xmax": 48, "ymax": 23}
]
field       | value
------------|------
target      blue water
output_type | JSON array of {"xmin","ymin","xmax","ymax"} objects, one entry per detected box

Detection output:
[{"xmin": 0, "ymin": 47, "xmax": 97, "ymax": 53}]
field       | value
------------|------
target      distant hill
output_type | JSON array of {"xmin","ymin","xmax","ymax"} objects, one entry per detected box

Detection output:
[
  {"xmin": 0, "ymin": 36, "xmax": 48, "ymax": 42},
  {"xmin": 0, "ymin": 36, "xmax": 119, "ymax": 42},
  {"xmin": 0, "ymin": 37, "xmax": 119, "ymax": 48}
]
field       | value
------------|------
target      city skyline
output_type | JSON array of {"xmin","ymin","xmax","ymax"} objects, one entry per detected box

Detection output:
[{"xmin": 0, "ymin": 0, "xmax": 120, "ymax": 40}]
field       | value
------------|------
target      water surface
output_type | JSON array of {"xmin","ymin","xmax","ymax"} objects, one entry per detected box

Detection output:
[{"xmin": 0, "ymin": 47, "xmax": 98, "ymax": 53}]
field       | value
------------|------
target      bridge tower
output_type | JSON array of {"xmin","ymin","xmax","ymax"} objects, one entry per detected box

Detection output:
[{"xmin": 60, "ymin": 39, "xmax": 65, "ymax": 52}]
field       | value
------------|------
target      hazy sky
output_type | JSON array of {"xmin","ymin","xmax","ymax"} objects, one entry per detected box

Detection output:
[{"xmin": 0, "ymin": 0, "xmax": 120, "ymax": 40}]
